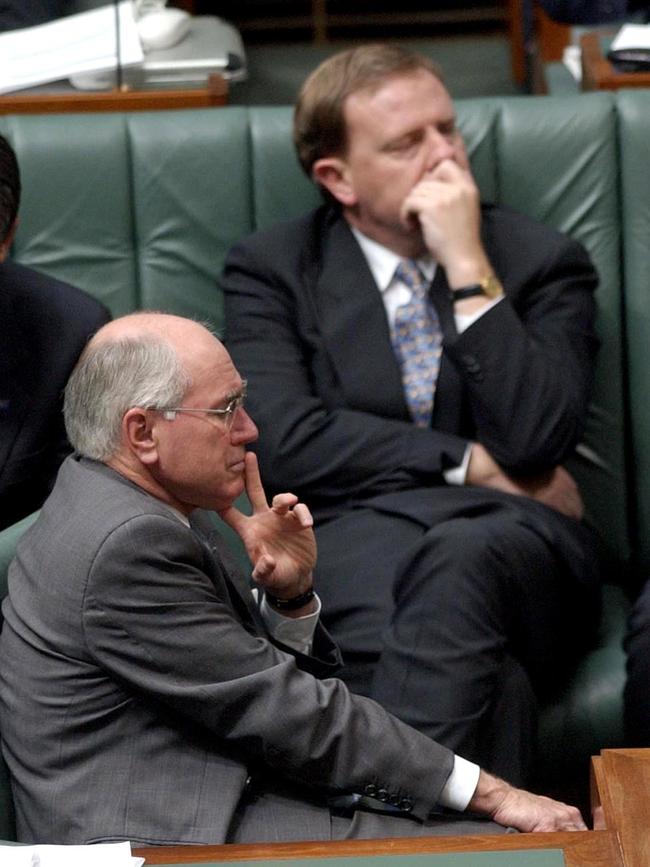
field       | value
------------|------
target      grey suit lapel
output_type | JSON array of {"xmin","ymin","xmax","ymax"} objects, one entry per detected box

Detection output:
[
  {"xmin": 312, "ymin": 216, "xmax": 409, "ymax": 420},
  {"xmin": 189, "ymin": 512, "xmax": 264, "ymax": 634}
]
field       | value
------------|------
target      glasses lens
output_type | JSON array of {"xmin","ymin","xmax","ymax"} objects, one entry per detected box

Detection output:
[{"xmin": 224, "ymin": 394, "xmax": 245, "ymax": 430}]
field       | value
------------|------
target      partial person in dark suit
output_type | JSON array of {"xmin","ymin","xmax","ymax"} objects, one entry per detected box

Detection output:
[
  {"xmin": 222, "ymin": 44, "xmax": 602, "ymax": 787},
  {"xmin": 0, "ymin": 132, "xmax": 110, "ymax": 530},
  {"xmin": 0, "ymin": 312, "xmax": 587, "ymax": 844},
  {"xmin": 538, "ymin": 0, "xmax": 648, "ymax": 24},
  {"xmin": 0, "ymin": 1, "xmax": 70, "ymax": 30}
]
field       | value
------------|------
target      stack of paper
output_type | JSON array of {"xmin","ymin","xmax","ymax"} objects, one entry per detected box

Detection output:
[
  {"xmin": 0, "ymin": 840, "xmax": 144, "ymax": 866},
  {"xmin": 0, "ymin": 2, "xmax": 143, "ymax": 95}
]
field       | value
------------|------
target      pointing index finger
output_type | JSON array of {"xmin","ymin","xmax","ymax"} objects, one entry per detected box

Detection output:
[{"xmin": 243, "ymin": 451, "xmax": 269, "ymax": 512}]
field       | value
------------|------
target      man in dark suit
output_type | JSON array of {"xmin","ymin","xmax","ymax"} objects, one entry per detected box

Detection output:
[
  {"xmin": 0, "ymin": 311, "xmax": 587, "ymax": 843},
  {"xmin": 0, "ymin": 1, "xmax": 71, "ymax": 30},
  {"xmin": 0, "ymin": 132, "xmax": 110, "ymax": 530},
  {"xmin": 222, "ymin": 44, "xmax": 602, "ymax": 787},
  {"xmin": 538, "ymin": 1, "xmax": 647, "ymax": 24}
]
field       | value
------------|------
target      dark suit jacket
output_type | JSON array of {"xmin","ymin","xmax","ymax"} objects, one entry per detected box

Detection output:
[
  {"xmin": 222, "ymin": 204, "xmax": 599, "ymax": 523},
  {"xmin": 538, "ymin": 0, "xmax": 632, "ymax": 23},
  {"xmin": 0, "ymin": 456, "xmax": 454, "ymax": 844},
  {"xmin": 0, "ymin": 261, "xmax": 110, "ymax": 530}
]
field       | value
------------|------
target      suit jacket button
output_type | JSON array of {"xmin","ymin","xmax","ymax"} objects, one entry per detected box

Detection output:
[
  {"xmin": 376, "ymin": 788, "xmax": 389, "ymax": 802},
  {"xmin": 460, "ymin": 353, "xmax": 479, "ymax": 371},
  {"xmin": 364, "ymin": 784, "xmax": 378, "ymax": 797},
  {"xmin": 399, "ymin": 797, "xmax": 414, "ymax": 812}
]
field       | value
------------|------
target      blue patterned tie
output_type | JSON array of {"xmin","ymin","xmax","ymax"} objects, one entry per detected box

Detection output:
[{"xmin": 391, "ymin": 259, "xmax": 442, "ymax": 428}]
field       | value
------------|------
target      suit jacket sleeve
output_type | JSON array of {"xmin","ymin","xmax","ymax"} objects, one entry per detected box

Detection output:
[
  {"xmin": 82, "ymin": 513, "xmax": 453, "ymax": 819},
  {"xmin": 442, "ymin": 209, "xmax": 599, "ymax": 472}
]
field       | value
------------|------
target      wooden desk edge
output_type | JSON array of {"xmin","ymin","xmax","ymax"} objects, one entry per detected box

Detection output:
[
  {"xmin": 0, "ymin": 74, "xmax": 228, "ymax": 114},
  {"xmin": 135, "ymin": 828, "xmax": 621, "ymax": 866},
  {"xmin": 581, "ymin": 32, "xmax": 650, "ymax": 90}
]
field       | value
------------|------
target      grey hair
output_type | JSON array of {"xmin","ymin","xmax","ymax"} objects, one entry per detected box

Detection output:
[{"xmin": 64, "ymin": 334, "xmax": 191, "ymax": 461}]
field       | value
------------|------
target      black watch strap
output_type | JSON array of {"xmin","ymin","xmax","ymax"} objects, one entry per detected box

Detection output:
[
  {"xmin": 265, "ymin": 587, "xmax": 315, "ymax": 611},
  {"xmin": 451, "ymin": 284, "xmax": 484, "ymax": 301}
]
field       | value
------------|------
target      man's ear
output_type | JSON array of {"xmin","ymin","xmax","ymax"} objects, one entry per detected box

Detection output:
[
  {"xmin": 312, "ymin": 157, "xmax": 357, "ymax": 207},
  {"xmin": 123, "ymin": 407, "xmax": 159, "ymax": 465},
  {"xmin": 0, "ymin": 218, "xmax": 18, "ymax": 263}
]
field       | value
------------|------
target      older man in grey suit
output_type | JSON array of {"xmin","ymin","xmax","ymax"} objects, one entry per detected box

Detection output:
[{"xmin": 0, "ymin": 312, "xmax": 586, "ymax": 845}]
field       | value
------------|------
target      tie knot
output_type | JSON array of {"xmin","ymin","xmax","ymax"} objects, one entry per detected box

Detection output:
[{"xmin": 395, "ymin": 259, "xmax": 427, "ymax": 298}]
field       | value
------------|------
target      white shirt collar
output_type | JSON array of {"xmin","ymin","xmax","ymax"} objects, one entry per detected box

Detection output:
[{"xmin": 350, "ymin": 225, "xmax": 436, "ymax": 293}]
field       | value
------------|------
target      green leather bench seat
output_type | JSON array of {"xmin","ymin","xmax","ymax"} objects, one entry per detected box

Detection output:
[{"xmin": 2, "ymin": 91, "xmax": 648, "ymax": 835}]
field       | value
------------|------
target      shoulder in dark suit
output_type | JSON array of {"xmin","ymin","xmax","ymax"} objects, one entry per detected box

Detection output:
[{"xmin": 0, "ymin": 261, "xmax": 111, "ymax": 529}]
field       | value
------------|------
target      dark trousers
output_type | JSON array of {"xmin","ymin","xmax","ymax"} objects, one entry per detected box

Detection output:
[
  {"xmin": 624, "ymin": 578, "xmax": 650, "ymax": 744},
  {"xmin": 314, "ymin": 488, "xmax": 601, "ymax": 787}
]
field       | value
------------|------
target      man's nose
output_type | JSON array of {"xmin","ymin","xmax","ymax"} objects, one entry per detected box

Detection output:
[
  {"xmin": 423, "ymin": 127, "xmax": 456, "ymax": 172},
  {"xmin": 230, "ymin": 406, "xmax": 259, "ymax": 444}
]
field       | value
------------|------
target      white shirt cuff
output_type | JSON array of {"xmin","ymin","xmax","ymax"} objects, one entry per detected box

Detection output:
[
  {"xmin": 438, "ymin": 754, "xmax": 481, "ymax": 812},
  {"xmin": 454, "ymin": 295, "xmax": 503, "ymax": 334},
  {"xmin": 442, "ymin": 442, "xmax": 473, "ymax": 486},
  {"xmin": 259, "ymin": 592, "xmax": 321, "ymax": 655}
]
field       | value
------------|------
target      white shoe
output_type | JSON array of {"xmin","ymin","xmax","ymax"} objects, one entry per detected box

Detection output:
[
  {"xmin": 133, "ymin": 1, "xmax": 191, "ymax": 52},
  {"xmin": 132, "ymin": 0, "xmax": 167, "ymax": 21}
]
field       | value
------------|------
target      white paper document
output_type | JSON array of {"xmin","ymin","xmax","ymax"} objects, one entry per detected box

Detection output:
[
  {"xmin": 0, "ymin": 840, "xmax": 144, "ymax": 866},
  {"xmin": 0, "ymin": 2, "xmax": 144, "ymax": 94},
  {"xmin": 610, "ymin": 23, "xmax": 650, "ymax": 51}
]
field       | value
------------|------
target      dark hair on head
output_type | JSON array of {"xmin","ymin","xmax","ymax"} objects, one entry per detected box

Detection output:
[
  {"xmin": 293, "ymin": 43, "xmax": 443, "ymax": 181},
  {"xmin": 0, "ymin": 133, "xmax": 21, "ymax": 246}
]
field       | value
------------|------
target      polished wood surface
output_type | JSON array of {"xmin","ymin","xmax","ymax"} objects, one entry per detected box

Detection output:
[
  {"xmin": 591, "ymin": 748, "xmax": 650, "ymax": 867},
  {"xmin": 581, "ymin": 32, "xmax": 650, "ymax": 91},
  {"xmin": 0, "ymin": 75, "xmax": 227, "ymax": 115},
  {"xmin": 507, "ymin": 0, "xmax": 572, "ymax": 86},
  {"xmin": 135, "ymin": 828, "xmax": 621, "ymax": 866}
]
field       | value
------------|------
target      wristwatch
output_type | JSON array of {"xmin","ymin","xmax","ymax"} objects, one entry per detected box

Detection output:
[{"xmin": 451, "ymin": 274, "xmax": 504, "ymax": 302}]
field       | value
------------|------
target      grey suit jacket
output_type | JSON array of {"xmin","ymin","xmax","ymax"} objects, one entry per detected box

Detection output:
[{"xmin": 0, "ymin": 456, "xmax": 453, "ymax": 845}]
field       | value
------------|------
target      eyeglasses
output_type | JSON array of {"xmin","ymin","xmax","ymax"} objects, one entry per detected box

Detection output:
[{"xmin": 158, "ymin": 381, "xmax": 247, "ymax": 430}]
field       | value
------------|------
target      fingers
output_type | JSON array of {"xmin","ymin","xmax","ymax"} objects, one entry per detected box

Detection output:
[
  {"xmin": 271, "ymin": 493, "xmax": 298, "ymax": 514},
  {"xmin": 252, "ymin": 552, "xmax": 276, "ymax": 582},
  {"xmin": 292, "ymin": 502, "xmax": 314, "ymax": 528},
  {"xmin": 243, "ymin": 451, "xmax": 269, "ymax": 512},
  {"xmin": 271, "ymin": 494, "xmax": 313, "ymax": 527},
  {"xmin": 217, "ymin": 504, "xmax": 244, "ymax": 533}
]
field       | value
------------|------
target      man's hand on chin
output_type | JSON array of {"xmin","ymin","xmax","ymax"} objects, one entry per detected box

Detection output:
[
  {"xmin": 468, "ymin": 770, "xmax": 587, "ymax": 832},
  {"xmin": 466, "ymin": 443, "xmax": 584, "ymax": 521}
]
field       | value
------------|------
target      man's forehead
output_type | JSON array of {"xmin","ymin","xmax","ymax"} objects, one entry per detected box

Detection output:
[{"xmin": 343, "ymin": 70, "xmax": 453, "ymax": 130}]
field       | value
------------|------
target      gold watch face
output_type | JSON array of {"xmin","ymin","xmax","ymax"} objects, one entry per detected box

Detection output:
[{"xmin": 481, "ymin": 275, "xmax": 504, "ymax": 299}]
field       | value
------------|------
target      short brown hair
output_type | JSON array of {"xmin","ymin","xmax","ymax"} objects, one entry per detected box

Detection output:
[{"xmin": 293, "ymin": 44, "xmax": 443, "ymax": 179}]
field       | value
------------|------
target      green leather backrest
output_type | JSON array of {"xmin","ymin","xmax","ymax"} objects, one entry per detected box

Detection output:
[{"xmin": 0, "ymin": 94, "xmax": 629, "ymax": 568}]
